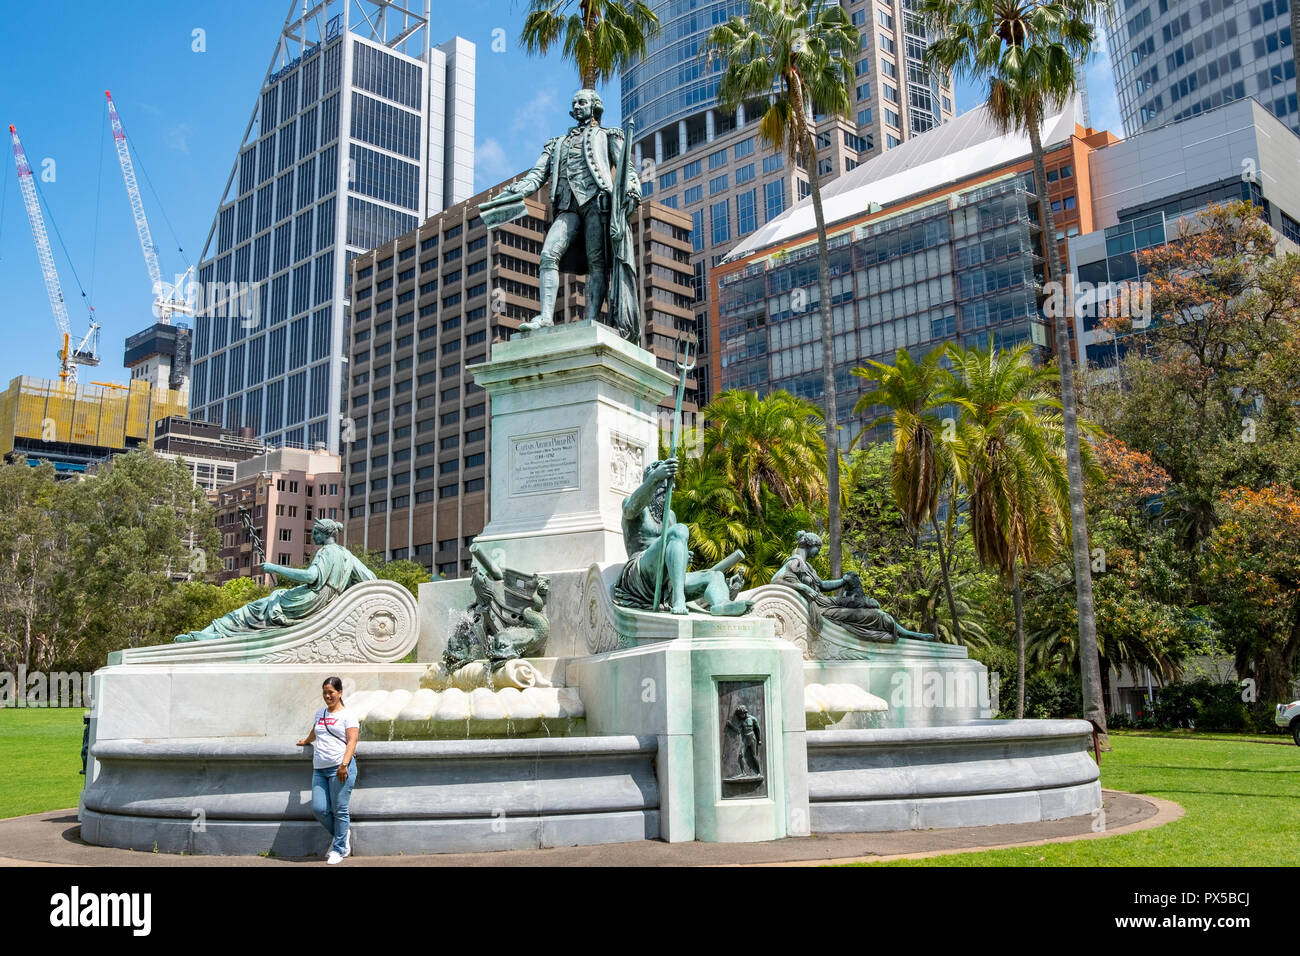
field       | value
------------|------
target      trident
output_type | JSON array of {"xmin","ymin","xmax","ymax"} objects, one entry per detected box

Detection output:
[{"xmin": 653, "ymin": 334, "xmax": 698, "ymax": 611}]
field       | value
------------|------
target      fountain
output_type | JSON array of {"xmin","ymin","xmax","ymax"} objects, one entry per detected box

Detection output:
[
  {"xmin": 79, "ymin": 89, "xmax": 1099, "ymax": 853},
  {"xmin": 79, "ymin": 322, "xmax": 1099, "ymax": 856}
]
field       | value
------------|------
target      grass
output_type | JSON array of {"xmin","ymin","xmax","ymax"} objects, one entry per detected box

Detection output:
[
  {"xmin": 0, "ymin": 708, "xmax": 87, "ymax": 819},
  {"xmin": 858, "ymin": 730, "xmax": 1300, "ymax": 866}
]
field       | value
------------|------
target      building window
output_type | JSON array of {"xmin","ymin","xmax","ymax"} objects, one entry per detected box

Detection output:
[
  {"xmin": 710, "ymin": 200, "xmax": 731, "ymax": 244},
  {"xmin": 765, "ymin": 179, "xmax": 785, "ymax": 221},
  {"xmin": 737, "ymin": 190, "xmax": 757, "ymax": 234}
]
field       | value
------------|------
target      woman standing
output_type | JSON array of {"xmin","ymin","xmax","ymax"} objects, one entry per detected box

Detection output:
[{"xmin": 297, "ymin": 676, "xmax": 359, "ymax": 864}]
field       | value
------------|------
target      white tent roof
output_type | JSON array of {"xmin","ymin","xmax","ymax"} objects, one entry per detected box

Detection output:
[{"xmin": 725, "ymin": 95, "xmax": 1085, "ymax": 260}]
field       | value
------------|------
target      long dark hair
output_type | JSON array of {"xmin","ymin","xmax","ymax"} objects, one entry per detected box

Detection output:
[{"xmin": 323, "ymin": 676, "xmax": 344, "ymax": 704}]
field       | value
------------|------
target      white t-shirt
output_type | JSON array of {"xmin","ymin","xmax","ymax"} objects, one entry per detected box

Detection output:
[{"xmin": 310, "ymin": 707, "xmax": 358, "ymax": 769}]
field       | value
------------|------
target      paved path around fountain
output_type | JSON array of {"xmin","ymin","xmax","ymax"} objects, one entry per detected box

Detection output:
[{"xmin": 0, "ymin": 790, "xmax": 1180, "ymax": 866}]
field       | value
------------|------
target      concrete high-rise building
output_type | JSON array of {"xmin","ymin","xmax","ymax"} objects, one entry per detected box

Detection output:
[
  {"xmin": 1105, "ymin": 0, "xmax": 1297, "ymax": 136},
  {"xmin": 213, "ymin": 447, "xmax": 344, "ymax": 584},
  {"xmin": 342, "ymin": 187, "xmax": 698, "ymax": 576},
  {"xmin": 190, "ymin": 0, "xmax": 474, "ymax": 455},
  {"xmin": 621, "ymin": 0, "xmax": 955, "ymax": 402}
]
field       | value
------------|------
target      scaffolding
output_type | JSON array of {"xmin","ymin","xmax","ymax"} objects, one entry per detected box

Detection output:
[{"xmin": 0, "ymin": 375, "xmax": 188, "ymax": 466}]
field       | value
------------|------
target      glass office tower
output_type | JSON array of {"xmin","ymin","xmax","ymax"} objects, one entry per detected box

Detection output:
[
  {"xmin": 190, "ymin": 0, "xmax": 474, "ymax": 453},
  {"xmin": 1106, "ymin": 0, "xmax": 1297, "ymax": 136}
]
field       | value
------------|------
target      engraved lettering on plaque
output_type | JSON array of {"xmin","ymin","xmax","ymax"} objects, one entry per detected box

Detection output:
[
  {"xmin": 718, "ymin": 679, "xmax": 767, "ymax": 799},
  {"xmin": 510, "ymin": 429, "xmax": 581, "ymax": 497}
]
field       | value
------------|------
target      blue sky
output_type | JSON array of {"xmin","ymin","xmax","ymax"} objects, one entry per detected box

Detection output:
[{"xmin": 0, "ymin": 0, "xmax": 1121, "ymax": 389}]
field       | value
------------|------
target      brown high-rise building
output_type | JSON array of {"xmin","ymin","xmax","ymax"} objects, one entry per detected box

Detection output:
[
  {"xmin": 343, "ymin": 186, "xmax": 697, "ymax": 577},
  {"xmin": 213, "ymin": 446, "xmax": 344, "ymax": 584}
]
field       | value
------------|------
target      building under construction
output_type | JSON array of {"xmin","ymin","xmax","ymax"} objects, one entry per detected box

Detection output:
[{"xmin": 0, "ymin": 376, "xmax": 187, "ymax": 474}]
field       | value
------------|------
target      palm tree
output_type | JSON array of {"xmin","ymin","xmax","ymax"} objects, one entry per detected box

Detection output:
[
  {"xmin": 921, "ymin": 0, "xmax": 1107, "ymax": 735},
  {"xmin": 518, "ymin": 0, "xmax": 660, "ymax": 89},
  {"xmin": 703, "ymin": 0, "xmax": 859, "ymax": 579},
  {"xmin": 700, "ymin": 389, "xmax": 828, "ymax": 513},
  {"xmin": 945, "ymin": 339, "xmax": 1071, "ymax": 718},
  {"xmin": 853, "ymin": 345, "xmax": 966, "ymax": 643},
  {"xmin": 673, "ymin": 390, "xmax": 828, "ymax": 587}
]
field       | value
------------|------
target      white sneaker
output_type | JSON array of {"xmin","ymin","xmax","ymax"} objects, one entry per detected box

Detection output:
[{"xmin": 326, "ymin": 850, "xmax": 343, "ymax": 865}]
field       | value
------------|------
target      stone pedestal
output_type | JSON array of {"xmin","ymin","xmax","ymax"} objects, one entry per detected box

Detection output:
[
  {"xmin": 566, "ymin": 607, "xmax": 809, "ymax": 845},
  {"xmin": 469, "ymin": 321, "xmax": 675, "ymax": 572}
]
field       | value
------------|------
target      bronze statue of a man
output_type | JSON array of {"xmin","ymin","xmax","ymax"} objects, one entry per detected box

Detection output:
[{"xmin": 479, "ymin": 89, "xmax": 642, "ymax": 341}]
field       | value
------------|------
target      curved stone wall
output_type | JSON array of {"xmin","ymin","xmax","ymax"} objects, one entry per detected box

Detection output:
[
  {"xmin": 807, "ymin": 719, "xmax": 1102, "ymax": 832},
  {"xmin": 81, "ymin": 735, "xmax": 660, "ymax": 855}
]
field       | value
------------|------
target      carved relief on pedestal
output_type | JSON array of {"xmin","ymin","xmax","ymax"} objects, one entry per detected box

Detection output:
[{"xmin": 609, "ymin": 433, "xmax": 647, "ymax": 495}]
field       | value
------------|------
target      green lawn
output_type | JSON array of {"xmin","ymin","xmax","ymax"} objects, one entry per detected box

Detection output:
[
  {"xmin": 860, "ymin": 731, "xmax": 1300, "ymax": 866},
  {"xmin": 0, "ymin": 708, "xmax": 86, "ymax": 819}
]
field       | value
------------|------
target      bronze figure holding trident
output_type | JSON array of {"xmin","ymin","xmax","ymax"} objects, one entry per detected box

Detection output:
[{"xmin": 612, "ymin": 336, "xmax": 752, "ymax": 616}]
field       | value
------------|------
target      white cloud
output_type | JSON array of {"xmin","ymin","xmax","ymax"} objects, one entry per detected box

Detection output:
[
  {"xmin": 474, "ymin": 137, "xmax": 511, "ymax": 191},
  {"xmin": 166, "ymin": 123, "xmax": 193, "ymax": 154}
]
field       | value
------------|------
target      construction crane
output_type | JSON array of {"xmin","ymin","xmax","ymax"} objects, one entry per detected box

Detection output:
[
  {"xmin": 8, "ymin": 123, "xmax": 100, "ymax": 384},
  {"xmin": 105, "ymin": 90, "xmax": 193, "ymax": 323}
]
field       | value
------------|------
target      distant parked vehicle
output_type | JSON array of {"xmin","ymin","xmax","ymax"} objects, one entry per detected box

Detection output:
[{"xmin": 1277, "ymin": 701, "xmax": 1300, "ymax": 746}]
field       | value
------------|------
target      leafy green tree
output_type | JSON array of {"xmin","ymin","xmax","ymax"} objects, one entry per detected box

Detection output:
[
  {"xmin": 922, "ymin": 0, "xmax": 1106, "ymax": 734},
  {"xmin": 0, "ymin": 463, "xmax": 84, "ymax": 672},
  {"xmin": 78, "ymin": 451, "xmax": 220, "ymax": 659},
  {"xmin": 519, "ymin": 0, "xmax": 660, "ymax": 88},
  {"xmin": 704, "ymin": 0, "xmax": 859, "ymax": 578},
  {"xmin": 1093, "ymin": 202, "xmax": 1300, "ymax": 558},
  {"xmin": 349, "ymin": 548, "xmax": 432, "ymax": 597},
  {"xmin": 841, "ymin": 442, "xmax": 926, "ymax": 597},
  {"xmin": 1205, "ymin": 485, "xmax": 1300, "ymax": 711},
  {"xmin": 697, "ymin": 389, "xmax": 828, "ymax": 512},
  {"xmin": 945, "ymin": 340, "xmax": 1072, "ymax": 717}
]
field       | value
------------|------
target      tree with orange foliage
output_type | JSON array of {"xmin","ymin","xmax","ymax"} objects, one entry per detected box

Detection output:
[{"xmin": 1093, "ymin": 201, "xmax": 1300, "ymax": 558}]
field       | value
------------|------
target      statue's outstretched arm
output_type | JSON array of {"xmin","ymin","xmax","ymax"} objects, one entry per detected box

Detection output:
[{"xmin": 270, "ymin": 562, "xmax": 320, "ymax": 587}]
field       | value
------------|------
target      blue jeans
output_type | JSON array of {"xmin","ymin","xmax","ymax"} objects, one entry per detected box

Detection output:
[{"xmin": 311, "ymin": 759, "xmax": 357, "ymax": 855}]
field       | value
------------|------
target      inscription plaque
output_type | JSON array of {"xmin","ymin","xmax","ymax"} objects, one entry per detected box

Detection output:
[
  {"xmin": 718, "ymin": 679, "xmax": 768, "ymax": 800},
  {"xmin": 509, "ymin": 430, "xmax": 580, "ymax": 497}
]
